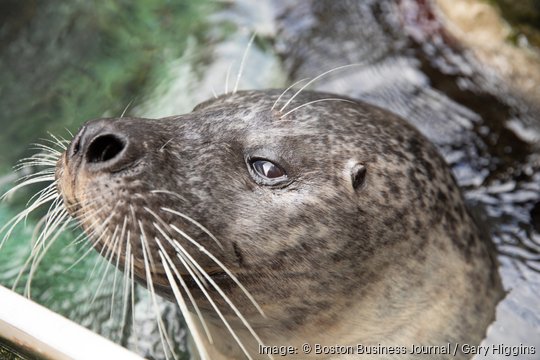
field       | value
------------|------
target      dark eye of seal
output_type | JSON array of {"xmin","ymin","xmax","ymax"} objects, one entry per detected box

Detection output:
[{"xmin": 249, "ymin": 159, "xmax": 288, "ymax": 184}]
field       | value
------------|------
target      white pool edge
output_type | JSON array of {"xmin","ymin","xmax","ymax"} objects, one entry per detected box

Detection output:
[{"xmin": 0, "ymin": 285, "xmax": 144, "ymax": 360}]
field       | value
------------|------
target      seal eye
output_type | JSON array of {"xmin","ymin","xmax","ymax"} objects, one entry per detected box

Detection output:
[{"xmin": 252, "ymin": 159, "xmax": 286, "ymax": 179}]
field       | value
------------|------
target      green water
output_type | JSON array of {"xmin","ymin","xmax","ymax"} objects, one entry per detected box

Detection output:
[{"xmin": 0, "ymin": 0, "xmax": 219, "ymax": 168}]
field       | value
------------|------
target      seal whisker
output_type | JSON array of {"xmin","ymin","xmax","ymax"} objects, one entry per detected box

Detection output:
[
  {"xmin": 22, "ymin": 154, "xmax": 60, "ymax": 164},
  {"xmin": 224, "ymin": 62, "xmax": 233, "ymax": 95},
  {"xmin": 21, "ymin": 142, "xmax": 61, "ymax": 158},
  {"xmin": 62, "ymin": 204, "xmax": 111, "ymax": 257},
  {"xmin": 28, "ymin": 145, "xmax": 62, "ymax": 157},
  {"xmin": 15, "ymin": 156, "xmax": 56, "ymax": 169},
  {"xmin": 138, "ymin": 221, "xmax": 173, "ymax": 352},
  {"xmin": 167, "ymin": 221, "xmax": 266, "ymax": 317},
  {"xmin": 29, "ymin": 206, "xmax": 64, "ymax": 250},
  {"xmin": 7, "ymin": 136, "xmax": 65, "ymax": 180},
  {"xmin": 86, "ymin": 228, "xmax": 116, "ymax": 283},
  {"xmin": 159, "ymin": 138, "xmax": 175, "ymax": 152},
  {"xmin": 25, "ymin": 180, "xmax": 58, "ymax": 210},
  {"xmin": 110, "ymin": 216, "xmax": 129, "ymax": 319},
  {"xmin": 64, "ymin": 128, "xmax": 74, "ymax": 138},
  {"xmin": 101, "ymin": 224, "xmax": 121, "ymax": 267},
  {"xmin": 16, "ymin": 210, "xmax": 71, "ymax": 297},
  {"xmin": 70, "ymin": 195, "xmax": 112, "ymax": 222},
  {"xmin": 129, "ymin": 251, "xmax": 139, "ymax": 353},
  {"xmin": 13, "ymin": 163, "xmax": 55, "ymax": 174},
  {"xmin": 66, "ymin": 229, "xmax": 108, "ymax": 272},
  {"xmin": 12, "ymin": 167, "xmax": 55, "ymax": 184},
  {"xmin": 15, "ymin": 165, "xmax": 55, "ymax": 180},
  {"xmin": 278, "ymin": 63, "xmax": 363, "ymax": 112},
  {"xmin": 47, "ymin": 133, "xmax": 69, "ymax": 151},
  {"xmin": 19, "ymin": 147, "xmax": 60, "ymax": 159},
  {"xmin": 63, "ymin": 231, "xmax": 100, "ymax": 272},
  {"xmin": 65, "ymin": 204, "xmax": 106, "ymax": 243},
  {"xmin": 152, "ymin": 223, "xmax": 269, "ymax": 359},
  {"xmin": 41, "ymin": 141, "xmax": 67, "ymax": 154},
  {"xmin": 0, "ymin": 192, "xmax": 59, "ymax": 250},
  {"xmin": 139, "ymin": 231, "xmax": 178, "ymax": 360},
  {"xmin": 158, "ymin": 249, "xmax": 211, "ymax": 360},
  {"xmin": 281, "ymin": 98, "xmax": 357, "ymax": 118},
  {"xmin": 10, "ymin": 189, "xmax": 61, "ymax": 245},
  {"xmin": 87, "ymin": 235, "xmax": 114, "ymax": 296},
  {"xmin": 270, "ymin": 78, "xmax": 309, "ymax": 111},
  {"xmin": 0, "ymin": 189, "xmax": 66, "ymax": 297},
  {"xmin": 151, "ymin": 193, "xmax": 223, "ymax": 249},
  {"xmin": 32, "ymin": 194, "xmax": 67, "ymax": 240},
  {"xmin": 137, "ymin": 219, "xmax": 157, "ymax": 270},
  {"xmin": 28, "ymin": 206, "xmax": 69, "ymax": 261},
  {"xmin": 29, "ymin": 142, "xmax": 63, "ymax": 155},
  {"xmin": 15, "ymin": 156, "xmax": 58, "ymax": 170},
  {"xmin": 32, "ymin": 204, "xmax": 71, "ymax": 255},
  {"xmin": 90, "ymin": 259, "xmax": 117, "ymax": 311},
  {"xmin": 120, "ymin": 98, "xmax": 135, "ymax": 118},
  {"xmin": 149, "ymin": 216, "xmax": 210, "ymax": 307},
  {"xmin": 90, "ymin": 225, "xmax": 121, "ymax": 305},
  {"xmin": 25, "ymin": 141, "xmax": 63, "ymax": 158},
  {"xmin": 67, "ymin": 218, "xmax": 105, "ymax": 251},
  {"xmin": 144, "ymin": 207, "xmax": 207, "ymax": 285},
  {"xmin": 152, "ymin": 235, "xmax": 214, "ymax": 344},
  {"xmin": 1, "ymin": 185, "xmax": 57, "ymax": 224},
  {"xmin": 169, "ymin": 238, "xmax": 259, "ymax": 360},
  {"xmin": 155, "ymin": 231, "xmax": 257, "ymax": 360},
  {"xmin": 119, "ymin": 237, "xmax": 132, "ymax": 337},
  {"xmin": 31, "ymin": 199, "xmax": 68, "ymax": 251},
  {"xmin": 233, "ymin": 33, "xmax": 256, "ymax": 94},
  {"xmin": 86, "ymin": 213, "xmax": 118, "ymax": 279},
  {"xmin": 1, "ymin": 175, "xmax": 56, "ymax": 201},
  {"xmin": 4, "ymin": 177, "xmax": 55, "ymax": 199}
]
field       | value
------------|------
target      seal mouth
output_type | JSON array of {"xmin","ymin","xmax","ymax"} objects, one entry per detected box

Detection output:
[{"xmin": 181, "ymin": 271, "xmax": 234, "ymax": 291}]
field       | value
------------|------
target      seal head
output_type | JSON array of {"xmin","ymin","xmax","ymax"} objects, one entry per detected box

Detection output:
[{"xmin": 56, "ymin": 90, "xmax": 503, "ymax": 359}]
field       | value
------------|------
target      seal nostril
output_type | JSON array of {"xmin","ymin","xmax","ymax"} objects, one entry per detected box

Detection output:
[{"xmin": 86, "ymin": 134, "xmax": 125, "ymax": 163}]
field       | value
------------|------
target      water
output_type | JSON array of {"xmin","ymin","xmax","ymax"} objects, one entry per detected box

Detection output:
[{"xmin": 0, "ymin": 0, "xmax": 539, "ymax": 359}]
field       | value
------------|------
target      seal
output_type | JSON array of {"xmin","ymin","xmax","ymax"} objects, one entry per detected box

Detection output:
[{"xmin": 54, "ymin": 89, "xmax": 503, "ymax": 359}]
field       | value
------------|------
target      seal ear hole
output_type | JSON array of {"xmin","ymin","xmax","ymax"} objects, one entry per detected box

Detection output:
[
  {"xmin": 87, "ymin": 134, "xmax": 125, "ymax": 163},
  {"xmin": 351, "ymin": 164, "xmax": 367, "ymax": 190}
]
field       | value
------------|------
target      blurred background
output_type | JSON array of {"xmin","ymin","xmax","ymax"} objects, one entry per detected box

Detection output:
[{"xmin": 0, "ymin": 0, "xmax": 539, "ymax": 359}]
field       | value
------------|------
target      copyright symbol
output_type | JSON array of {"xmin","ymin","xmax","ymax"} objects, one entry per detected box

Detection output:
[{"xmin": 303, "ymin": 343, "xmax": 312, "ymax": 354}]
